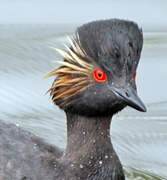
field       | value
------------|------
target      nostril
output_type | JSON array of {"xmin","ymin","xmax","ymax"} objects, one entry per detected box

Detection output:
[{"xmin": 125, "ymin": 91, "xmax": 130, "ymax": 97}]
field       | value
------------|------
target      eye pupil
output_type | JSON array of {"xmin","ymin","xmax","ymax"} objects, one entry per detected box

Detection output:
[
  {"xmin": 93, "ymin": 68, "xmax": 108, "ymax": 82},
  {"xmin": 98, "ymin": 72, "xmax": 102, "ymax": 77}
]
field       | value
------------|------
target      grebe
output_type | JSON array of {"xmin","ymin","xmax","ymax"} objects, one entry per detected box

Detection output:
[{"xmin": 0, "ymin": 19, "xmax": 146, "ymax": 180}]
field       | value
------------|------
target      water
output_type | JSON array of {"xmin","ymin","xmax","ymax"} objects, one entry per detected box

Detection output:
[{"xmin": 0, "ymin": 24, "xmax": 167, "ymax": 179}]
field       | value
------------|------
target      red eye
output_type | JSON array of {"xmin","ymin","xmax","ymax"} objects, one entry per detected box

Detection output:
[
  {"xmin": 133, "ymin": 72, "xmax": 137, "ymax": 80},
  {"xmin": 93, "ymin": 68, "xmax": 108, "ymax": 82}
]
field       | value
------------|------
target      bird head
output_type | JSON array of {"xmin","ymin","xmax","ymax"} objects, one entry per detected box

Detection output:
[{"xmin": 46, "ymin": 19, "xmax": 146, "ymax": 117}]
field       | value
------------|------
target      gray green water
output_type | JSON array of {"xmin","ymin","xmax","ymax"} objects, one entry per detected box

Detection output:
[{"xmin": 0, "ymin": 24, "xmax": 167, "ymax": 179}]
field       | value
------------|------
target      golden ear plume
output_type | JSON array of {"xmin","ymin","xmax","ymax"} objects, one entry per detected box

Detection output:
[{"xmin": 45, "ymin": 35, "xmax": 94, "ymax": 107}]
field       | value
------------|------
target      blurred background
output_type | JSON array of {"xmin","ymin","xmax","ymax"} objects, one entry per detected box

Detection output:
[{"xmin": 0, "ymin": 0, "xmax": 167, "ymax": 179}]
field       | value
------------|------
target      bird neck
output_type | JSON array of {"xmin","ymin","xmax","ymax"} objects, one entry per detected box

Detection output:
[
  {"xmin": 61, "ymin": 112, "xmax": 125, "ymax": 180},
  {"xmin": 64, "ymin": 112, "xmax": 114, "ymax": 162}
]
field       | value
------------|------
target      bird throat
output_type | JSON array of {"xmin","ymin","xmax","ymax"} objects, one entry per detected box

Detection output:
[{"xmin": 64, "ymin": 112, "xmax": 114, "ymax": 163}]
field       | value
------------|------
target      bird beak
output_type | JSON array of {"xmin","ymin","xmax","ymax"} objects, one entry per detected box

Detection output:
[{"xmin": 111, "ymin": 86, "xmax": 147, "ymax": 112}]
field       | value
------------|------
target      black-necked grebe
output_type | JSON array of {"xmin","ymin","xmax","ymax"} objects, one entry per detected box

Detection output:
[{"xmin": 0, "ymin": 19, "xmax": 146, "ymax": 180}]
